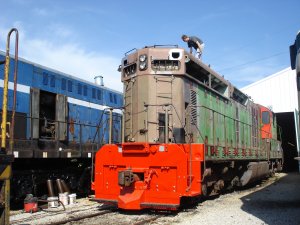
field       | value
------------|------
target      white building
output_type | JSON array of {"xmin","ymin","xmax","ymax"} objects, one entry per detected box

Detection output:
[
  {"xmin": 241, "ymin": 68, "xmax": 299, "ymax": 171},
  {"xmin": 241, "ymin": 68, "xmax": 298, "ymax": 112}
]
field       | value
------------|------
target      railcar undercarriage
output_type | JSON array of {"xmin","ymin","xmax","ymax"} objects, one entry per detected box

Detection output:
[
  {"xmin": 201, "ymin": 160, "xmax": 282, "ymax": 197},
  {"xmin": 11, "ymin": 158, "xmax": 92, "ymax": 208}
]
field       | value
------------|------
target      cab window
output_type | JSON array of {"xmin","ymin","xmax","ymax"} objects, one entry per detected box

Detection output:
[{"xmin": 262, "ymin": 111, "xmax": 270, "ymax": 124}]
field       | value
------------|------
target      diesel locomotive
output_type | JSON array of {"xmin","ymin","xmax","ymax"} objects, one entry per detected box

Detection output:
[
  {"xmin": 0, "ymin": 51, "xmax": 122, "ymax": 203},
  {"xmin": 92, "ymin": 45, "xmax": 283, "ymax": 210}
]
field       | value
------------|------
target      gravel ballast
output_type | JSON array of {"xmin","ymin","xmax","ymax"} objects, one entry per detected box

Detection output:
[{"xmin": 11, "ymin": 172, "xmax": 300, "ymax": 225}]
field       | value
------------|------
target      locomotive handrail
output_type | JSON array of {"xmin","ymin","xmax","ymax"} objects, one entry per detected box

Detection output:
[
  {"xmin": 192, "ymin": 104, "xmax": 276, "ymax": 153},
  {"xmin": 192, "ymin": 104, "xmax": 253, "ymax": 127},
  {"xmin": 145, "ymin": 44, "xmax": 179, "ymax": 48},
  {"xmin": 193, "ymin": 104, "xmax": 273, "ymax": 138},
  {"xmin": 9, "ymin": 29, "xmax": 19, "ymax": 154},
  {"xmin": 0, "ymin": 27, "xmax": 18, "ymax": 225},
  {"xmin": 167, "ymin": 103, "xmax": 195, "ymax": 192},
  {"xmin": 1, "ymin": 28, "xmax": 19, "ymax": 153},
  {"xmin": 1, "ymin": 112, "xmax": 121, "ymax": 128},
  {"xmin": 142, "ymin": 103, "xmax": 273, "ymax": 153},
  {"xmin": 143, "ymin": 103, "xmax": 195, "ymax": 142},
  {"xmin": 124, "ymin": 48, "xmax": 137, "ymax": 56},
  {"xmin": 1, "ymin": 113, "xmax": 122, "ymax": 147}
]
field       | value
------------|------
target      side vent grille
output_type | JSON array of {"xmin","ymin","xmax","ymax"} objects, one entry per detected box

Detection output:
[{"xmin": 190, "ymin": 90, "xmax": 197, "ymax": 125}]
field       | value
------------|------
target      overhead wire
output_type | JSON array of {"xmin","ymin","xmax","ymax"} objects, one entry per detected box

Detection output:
[
  {"xmin": 217, "ymin": 51, "xmax": 288, "ymax": 72},
  {"xmin": 207, "ymin": 27, "xmax": 292, "ymax": 74},
  {"xmin": 208, "ymin": 26, "xmax": 292, "ymax": 62}
]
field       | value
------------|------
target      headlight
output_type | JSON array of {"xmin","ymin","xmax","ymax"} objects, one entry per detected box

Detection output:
[
  {"xmin": 139, "ymin": 62, "xmax": 147, "ymax": 70},
  {"xmin": 139, "ymin": 54, "xmax": 147, "ymax": 70},
  {"xmin": 139, "ymin": 54, "xmax": 147, "ymax": 62},
  {"xmin": 185, "ymin": 55, "xmax": 190, "ymax": 63}
]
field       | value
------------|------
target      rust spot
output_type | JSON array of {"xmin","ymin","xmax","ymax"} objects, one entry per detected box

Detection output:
[{"xmin": 69, "ymin": 118, "xmax": 75, "ymax": 135}]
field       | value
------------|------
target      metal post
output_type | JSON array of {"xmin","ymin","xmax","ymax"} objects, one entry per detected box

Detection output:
[
  {"xmin": 164, "ymin": 105, "xmax": 169, "ymax": 144},
  {"xmin": 0, "ymin": 28, "xmax": 18, "ymax": 225},
  {"xmin": 79, "ymin": 123, "xmax": 82, "ymax": 154},
  {"xmin": 109, "ymin": 108, "xmax": 113, "ymax": 144},
  {"xmin": 130, "ymin": 80, "xmax": 134, "ymax": 139},
  {"xmin": 145, "ymin": 105, "xmax": 148, "ymax": 142},
  {"xmin": 56, "ymin": 120, "xmax": 60, "ymax": 156},
  {"xmin": 121, "ymin": 108, "xmax": 125, "ymax": 143},
  {"xmin": 1, "ymin": 41, "xmax": 11, "ymax": 149},
  {"xmin": 97, "ymin": 125, "xmax": 100, "ymax": 148},
  {"xmin": 9, "ymin": 29, "xmax": 19, "ymax": 154}
]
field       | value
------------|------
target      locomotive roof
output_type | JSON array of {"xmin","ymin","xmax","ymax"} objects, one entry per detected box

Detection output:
[{"xmin": 0, "ymin": 50, "xmax": 122, "ymax": 95}]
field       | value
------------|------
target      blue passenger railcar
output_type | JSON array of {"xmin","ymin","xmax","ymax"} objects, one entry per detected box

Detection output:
[{"xmin": 0, "ymin": 51, "xmax": 123, "ymax": 202}]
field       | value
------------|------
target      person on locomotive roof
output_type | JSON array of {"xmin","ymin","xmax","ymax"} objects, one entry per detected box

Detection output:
[{"xmin": 181, "ymin": 34, "xmax": 204, "ymax": 60}]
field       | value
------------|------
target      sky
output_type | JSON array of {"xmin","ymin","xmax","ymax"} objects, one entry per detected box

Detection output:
[{"xmin": 0, "ymin": 0, "xmax": 299, "ymax": 92}]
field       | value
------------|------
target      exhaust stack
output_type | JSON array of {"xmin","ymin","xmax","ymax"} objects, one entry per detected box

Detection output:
[{"xmin": 94, "ymin": 75, "xmax": 104, "ymax": 86}]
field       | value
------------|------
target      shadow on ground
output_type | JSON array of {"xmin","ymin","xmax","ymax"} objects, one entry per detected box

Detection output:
[{"xmin": 240, "ymin": 173, "xmax": 300, "ymax": 225}]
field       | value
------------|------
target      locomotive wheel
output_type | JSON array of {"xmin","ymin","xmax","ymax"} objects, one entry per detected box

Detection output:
[{"xmin": 202, "ymin": 182, "xmax": 208, "ymax": 197}]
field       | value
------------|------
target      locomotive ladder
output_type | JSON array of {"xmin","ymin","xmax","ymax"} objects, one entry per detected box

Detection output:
[
  {"xmin": 155, "ymin": 76, "xmax": 174, "ymax": 142},
  {"xmin": 123, "ymin": 78, "xmax": 135, "ymax": 141}
]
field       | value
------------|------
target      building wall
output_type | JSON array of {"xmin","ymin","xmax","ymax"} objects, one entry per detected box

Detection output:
[
  {"xmin": 241, "ymin": 68, "xmax": 298, "ymax": 113},
  {"xmin": 241, "ymin": 67, "xmax": 299, "ymax": 171}
]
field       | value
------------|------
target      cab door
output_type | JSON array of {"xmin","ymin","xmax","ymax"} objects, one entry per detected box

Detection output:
[{"xmin": 260, "ymin": 106, "xmax": 272, "ymax": 139}]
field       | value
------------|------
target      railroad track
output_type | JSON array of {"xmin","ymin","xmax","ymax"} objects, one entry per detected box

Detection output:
[
  {"xmin": 58, "ymin": 208, "xmax": 165, "ymax": 225},
  {"xmin": 47, "ymin": 212, "xmax": 163, "ymax": 225},
  {"xmin": 43, "ymin": 208, "xmax": 115, "ymax": 225},
  {"xmin": 11, "ymin": 203, "xmax": 166, "ymax": 225},
  {"xmin": 10, "ymin": 202, "xmax": 115, "ymax": 225}
]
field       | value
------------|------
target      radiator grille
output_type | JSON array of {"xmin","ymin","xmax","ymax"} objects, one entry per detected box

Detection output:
[{"xmin": 190, "ymin": 90, "xmax": 197, "ymax": 125}]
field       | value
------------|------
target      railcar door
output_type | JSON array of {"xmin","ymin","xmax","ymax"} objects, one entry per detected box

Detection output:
[
  {"xmin": 55, "ymin": 94, "xmax": 67, "ymax": 141},
  {"xmin": 30, "ymin": 88, "xmax": 40, "ymax": 139}
]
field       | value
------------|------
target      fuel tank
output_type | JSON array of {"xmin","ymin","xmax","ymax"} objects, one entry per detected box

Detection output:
[{"xmin": 240, "ymin": 162, "xmax": 270, "ymax": 186}]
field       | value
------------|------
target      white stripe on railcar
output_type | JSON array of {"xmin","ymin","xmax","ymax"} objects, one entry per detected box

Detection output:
[
  {"xmin": 0, "ymin": 79, "xmax": 30, "ymax": 94},
  {"xmin": 68, "ymin": 97, "xmax": 122, "ymax": 114}
]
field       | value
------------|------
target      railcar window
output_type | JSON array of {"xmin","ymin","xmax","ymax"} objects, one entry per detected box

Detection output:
[
  {"xmin": 262, "ymin": 111, "xmax": 270, "ymax": 124},
  {"xmin": 113, "ymin": 94, "xmax": 117, "ymax": 104},
  {"xmin": 83, "ymin": 85, "xmax": 87, "ymax": 96},
  {"xmin": 61, "ymin": 78, "xmax": 66, "ymax": 90},
  {"xmin": 78, "ymin": 83, "xmax": 82, "ymax": 95},
  {"xmin": 92, "ymin": 88, "xmax": 96, "ymax": 98},
  {"xmin": 50, "ymin": 75, "xmax": 55, "ymax": 87},
  {"xmin": 97, "ymin": 90, "xmax": 102, "ymax": 100},
  {"xmin": 151, "ymin": 60, "xmax": 180, "ymax": 71},
  {"xmin": 43, "ymin": 72, "xmax": 48, "ymax": 85},
  {"xmin": 109, "ymin": 93, "xmax": 113, "ymax": 102},
  {"xmin": 68, "ymin": 80, "xmax": 73, "ymax": 92}
]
